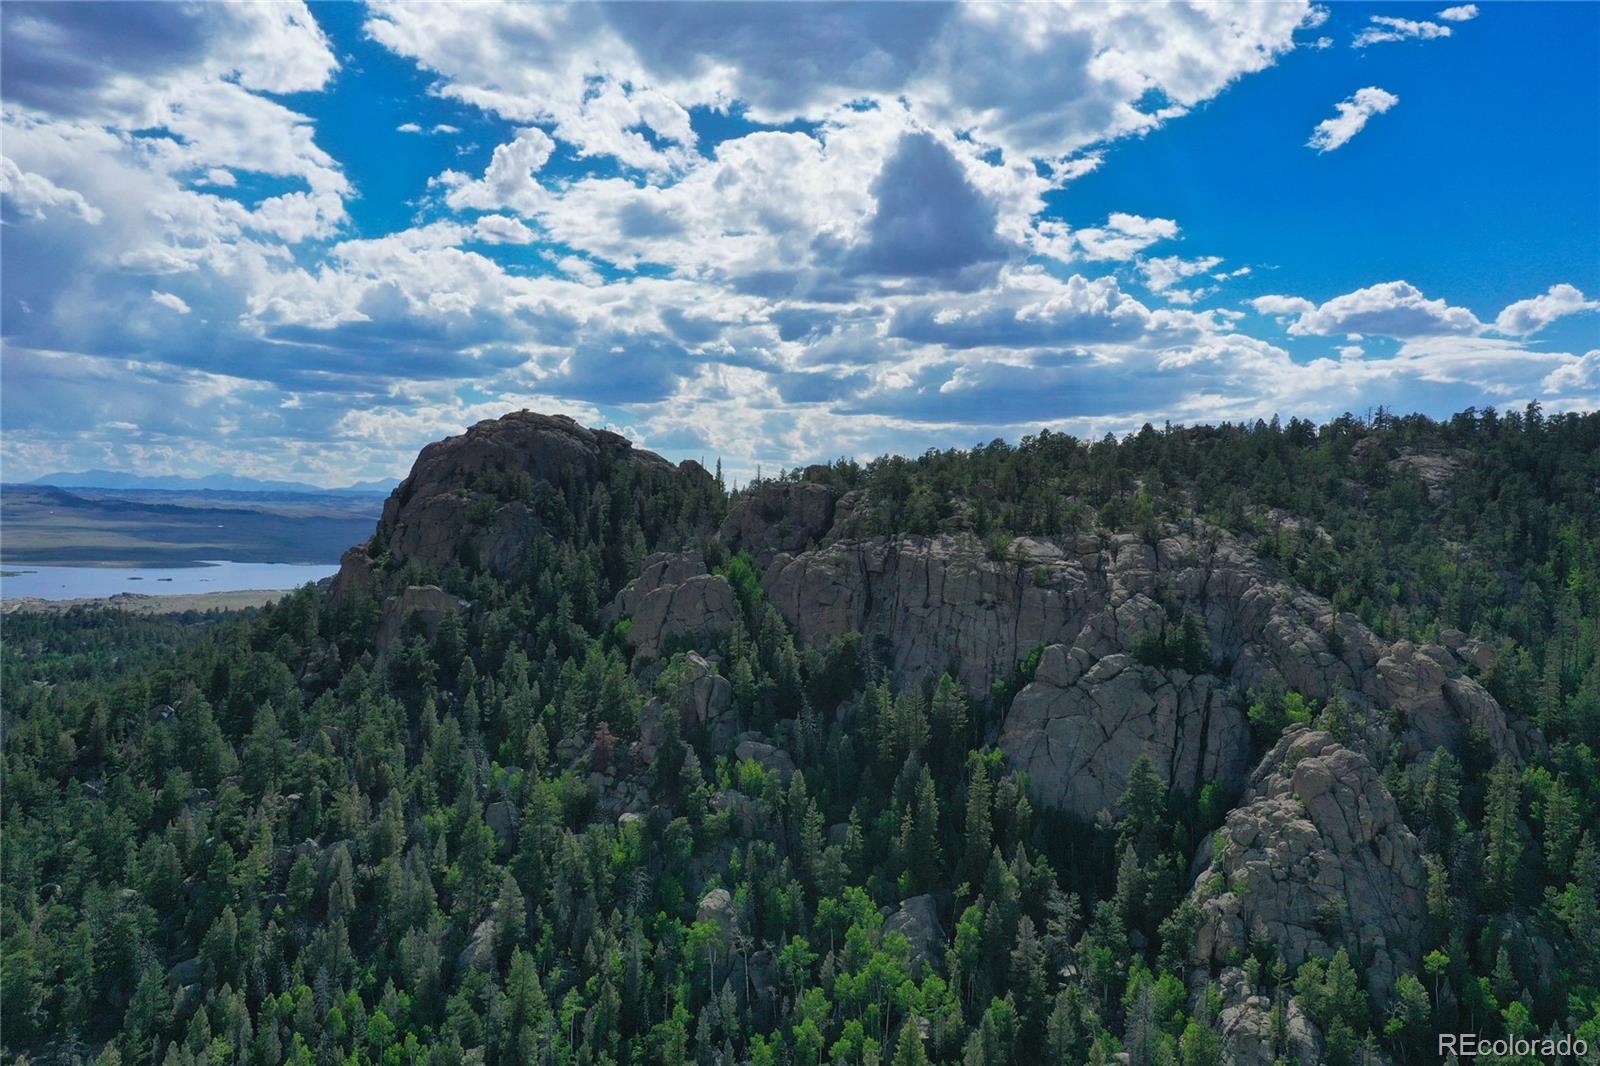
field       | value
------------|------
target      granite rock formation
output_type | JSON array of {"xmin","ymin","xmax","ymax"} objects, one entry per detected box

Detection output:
[{"xmin": 1189, "ymin": 727, "xmax": 1427, "ymax": 1005}]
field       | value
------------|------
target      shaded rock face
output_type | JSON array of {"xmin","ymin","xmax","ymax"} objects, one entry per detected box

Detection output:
[
  {"xmin": 588, "ymin": 771, "xmax": 649, "ymax": 824},
  {"xmin": 1001, "ymin": 649, "xmax": 1249, "ymax": 821},
  {"xmin": 724, "ymin": 949, "xmax": 779, "ymax": 1030},
  {"xmin": 1190, "ymin": 727, "xmax": 1426, "ymax": 1005},
  {"xmin": 606, "ymin": 554, "xmax": 738, "ymax": 661},
  {"xmin": 697, "ymin": 888, "xmax": 736, "ymax": 942},
  {"xmin": 326, "ymin": 544, "xmax": 374, "ymax": 607},
  {"xmin": 883, "ymin": 894, "xmax": 944, "ymax": 974},
  {"xmin": 376, "ymin": 585, "xmax": 462, "ymax": 651},
  {"xmin": 675, "ymin": 652, "xmax": 736, "ymax": 745},
  {"xmin": 457, "ymin": 917, "xmax": 498, "ymax": 974},
  {"xmin": 485, "ymin": 800, "xmax": 520, "ymax": 847},
  {"xmin": 1390, "ymin": 449, "xmax": 1463, "ymax": 505},
  {"xmin": 733, "ymin": 737, "xmax": 795, "ymax": 780},
  {"xmin": 763, "ymin": 534, "xmax": 1096, "ymax": 698},
  {"xmin": 1212, "ymin": 967, "xmax": 1322, "ymax": 1066},
  {"xmin": 639, "ymin": 652, "xmax": 737, "ymax": 755},
  {"xmin": 719, "ymin": 481, "xmax": 836, "ymax": 566},
  {"xmin": 357, "ymin": 411, "xmax": 677, "ymax": 579}
]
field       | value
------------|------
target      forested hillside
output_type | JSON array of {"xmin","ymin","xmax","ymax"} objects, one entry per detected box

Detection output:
[{"xmin": 5, "ymin": 406, "xmax": 1599, "ymax": 1066}]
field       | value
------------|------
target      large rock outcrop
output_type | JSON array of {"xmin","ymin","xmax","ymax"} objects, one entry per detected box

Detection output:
[
  {"xmin": 640, "ymin": 652, "xmax": 737, "ymax": 754},
  {"xmin": 604, "ymin": 553, "xmax": 738, "ymax": 661},
  {"xmin": 757, "ymin": 526, "xmax": 1524, "ymax": 813},
  {"xmin": 349, "ymin": 411, "xmax": 685, "ymax": 579},
  {"xmin": 375, "ymin": 585, "xmax": 462, "ymax": 650},
  {"xmin": 1189, "ymin": 727, "xmax": 1426, "ymax": 1005},
  {"xmin": 1211, "ymin": 967, "xmax": 1323, "ymax": 1066},
  {"xmin": 883, "ymin": 894, "xmax": 944, "ymax": 974},
  {"xmin": 763, "ymin": 534, "xmax": 1097, "ymax": 697},
  {"xmin": 719, "ymin": 480, "xmax": 837, "ymax": 566},
  {"xmin": 1001, "ymin": 648, "xmax": 1249, "ymax": 821}
]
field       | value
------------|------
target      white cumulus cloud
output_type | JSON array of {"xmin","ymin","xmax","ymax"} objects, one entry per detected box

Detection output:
[
  {"xmin": 1308, "ymin": 87, "xmax": 1399, "ymax": 152},
  {"xmin": 1493, "ymin": 284, "xmax": 1599, "ymax": 336},
  {"xmin": 1255, "ymin": 281, "xmax": 1482, "ymax": 338},
  {"xmin": 1354, "ymin": 16, "xmax": 1452, "ymax": 46}
]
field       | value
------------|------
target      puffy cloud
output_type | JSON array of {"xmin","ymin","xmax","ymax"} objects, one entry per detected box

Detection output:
[
  {"xmin": 1250, "ymin": 295, "xmax": 1315, "ymax": 318},
  {"xmin": 0, "ymin": 155, "xmax": 102, "ymax": 222},
  {"xmin": 889, "ymin": 270, "xmax": 1154, "ymax": 349},
  {"xmin": 1140, "ymin": 255, "xmax": 1225, "ymax": 300},
  {"xmin": 365, "ymin": 1, "xmax": 1310, "ymax": 167},
  {"xmin": 4, "ymin": 1, "xmax": 1585, "ymax": 488},
  {"xmin": 1436, "ymin": 5, "xmax": 1479, "ymax": 22},
  {"xmin": 1354, "ymin": 16, "xmax": 1452, "ymax": 47},
  {"xmin": 396, "ymin": 121, "xmax": 422, "ymax": 133},
  {"xmin": 440, "ymin": 126, "xmax": 555, "ymax": 216},
  {"xmin": 472, "ymin": 215, "xmax": 539, "ymax": 245},
  {"xmin": 1255, "ymin": 281, "xmax": 1483, "ymax": 338},
  {"xmin": 1308, "ymin": 87, "xmax": 1398, "ymax": 152},
  {"xmin": 1542, "ymin": 350, "xmax": 1600, "ymax": 394},
  {"xmin": 1, "ymin": 2, "xmax": 336, "ymax": 117},
  {"xmin": 1493, "ymin": 283, "xmax": 1598, "ymax": 336},
  {"xmin": 1073, "ymin": 213, "xmax": 1179, "ymax": 261},
  {"xmin": 842, "ymin": 132, "xmax": 1009, "ymax": 289}
]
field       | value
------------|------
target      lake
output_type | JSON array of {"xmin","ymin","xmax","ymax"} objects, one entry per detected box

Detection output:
[{"xmin": 1, "ymin": 560, "xmax": 339, "ymax": 601}]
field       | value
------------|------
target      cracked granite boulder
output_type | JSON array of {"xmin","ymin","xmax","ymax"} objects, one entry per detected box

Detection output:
[
  {"xmin": 719, "ymin": 479, "xmax": 837, "ymax": 567},
  {"xmin": 1000, "ymin": 647, "xmax": 1249, "ymax": 821},
  {"xmin": 1189, "ymin": 726, "xmax": 1426, "ymax": 1005},
  {"xmin": 604, "ymin": 552, "xmax": 738, "ymax": 662}
]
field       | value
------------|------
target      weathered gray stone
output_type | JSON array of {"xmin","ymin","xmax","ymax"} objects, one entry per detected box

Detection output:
[
  {"xmin": 608, "ymin": 555, "xmax": 737, "ymax": 661},
  {"xmin": 1190, "ymin": 727, "xmax": 1426, "ymax": 1005},
  {"xmin": 734, "ymin": 738, "xmax": 795, "ymax": 780},
  {"xmin": 457, "ymin": 917, "xmax": 498, "ymax": 973},
  {"xmin": 697, "ymin": 887, "xmax": 737, "ymax": 942},
  {"xmin": 371, "ymin": 411, "xmax": 678, "ymax": 578},
  {"xmin": 1001, "ymin": 651, "xmax": 1249, "ymax": 821},
  {"xmin": 883, "ymin": 894, "xmax": 944, "ymax": 973},
  {"xmin": 1212, "ymin": 967, "xmax": 1322, "ymax": 1066},
  {"xmin": 485, "ymin": 800, "xmax": 520, "ymax": 846},
  {"xmin": 376, "ymin": 585, "xmax": 462, "ymax": 650},
  {"xmin": 720, "ymin": 480, "xmax": 836, "ymax": 566},
  {"xmin": 759, "ymin": 526, "xmax": 1524, "ymax": 779}
]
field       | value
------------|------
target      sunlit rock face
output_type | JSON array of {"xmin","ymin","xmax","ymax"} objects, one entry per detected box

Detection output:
[{"xmin": 1188, "ymin": 726, "xmax": 1427, "ymax": 1006}]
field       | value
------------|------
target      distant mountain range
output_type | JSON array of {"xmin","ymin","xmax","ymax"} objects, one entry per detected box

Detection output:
[{"xmin": 24, "ymin": 470, "xmax": 396, "ymax": 495}]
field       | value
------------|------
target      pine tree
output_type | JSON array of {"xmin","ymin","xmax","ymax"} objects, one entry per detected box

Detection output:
[
  {"xmin": 890, "ymin": 1017, "xmax": 933, "ymax": 1066},
  {"xmin": 963, "ymin": 761, "xmax": 994, "ymax": 888},
  {"xmin": 1118, "ymin": 754, "xmax": 1167, "ymax": 862},
  {"xmin": 1483, "ymin": 756, "xmax": 1523, "ymax": 907},
  {"xmin": 1542, "ymin": 775, "xmax": 1579, "ymax": 883}
]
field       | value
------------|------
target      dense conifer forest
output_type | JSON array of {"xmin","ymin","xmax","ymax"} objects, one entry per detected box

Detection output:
[{"xmin": 5, "ymin": 405, "xmax": 1599, "ymax": 1066}]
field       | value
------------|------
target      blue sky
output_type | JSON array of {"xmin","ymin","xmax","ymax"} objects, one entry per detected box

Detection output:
[{"xmin": 2, "ymin": 1, "xmax": 1596, "ymax": 485}]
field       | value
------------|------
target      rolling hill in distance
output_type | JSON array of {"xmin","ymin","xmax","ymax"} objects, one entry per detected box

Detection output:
[
  {"xmin": 0, "ymin": 484, "xmax": 383, "ymax": 566},
  {"xmin": 26, "ymin": 469, "xmax": 396, "ymax": 495}
]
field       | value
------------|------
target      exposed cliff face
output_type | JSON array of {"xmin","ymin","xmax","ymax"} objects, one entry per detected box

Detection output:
[
  {"xmin": 717, "ymin": 479, "xmax": 837, "ymax": 567},
  {"xmin": 1002, "ymin": 648, "xmax": 1249, "ymax": 821},
  {"xmin": 602, "ymin": 552, "xmax": 738, "ymax": 662},
  {"xmin": 762, "ymin": 533, "xmax": 1098, "ymax": 696},
  {"xmin": 375, "ymin": 585, "xmax": 463, "ymax": 650},
  {"xmin": 750, "ymin": 523, "xmax": 1524, "ymax": 816},
  {"xmin": 352, "ymin": 411, "xmax": 684, "ymax": 580},
  {"xmin": 1188, "ymin": 727, "xmax": 1427, "ymax": 1005}
]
